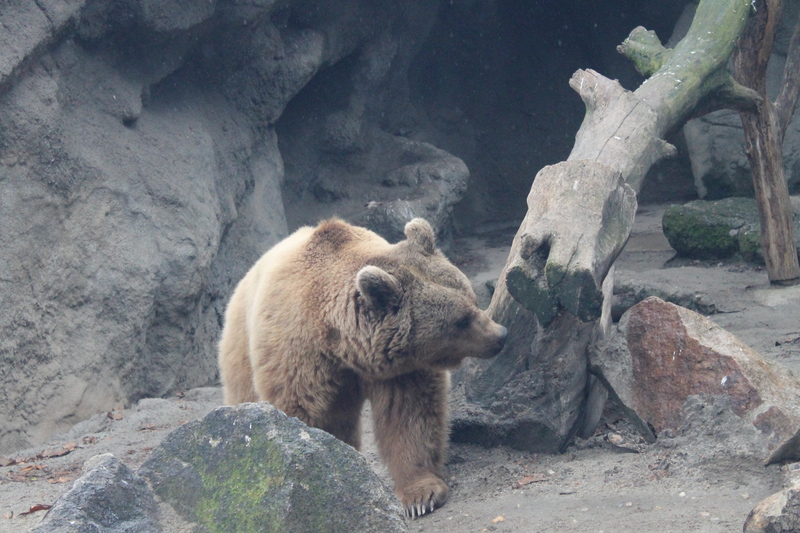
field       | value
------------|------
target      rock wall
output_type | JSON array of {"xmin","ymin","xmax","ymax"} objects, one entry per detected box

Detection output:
[
  {"xmin": 0, "ymin": 0, "xmax": 451, "ymax": 454},
  {"xmin": 0, "ymin": 1, "xmax": 290, "ymax": 453}
]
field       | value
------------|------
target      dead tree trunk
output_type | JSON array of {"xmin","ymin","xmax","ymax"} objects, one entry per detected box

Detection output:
[
  {"xmin": 452, "ymin": 0, "xmax": 760, "ymax": 452},
  {"xmin": 733, "ymin": 0, "xmax": 800, "ymax": 285}
]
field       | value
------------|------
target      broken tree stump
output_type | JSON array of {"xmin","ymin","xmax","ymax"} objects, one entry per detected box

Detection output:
[{"xmin": 453, "ymin": 0, "xmax": 760, "ymax": 452}]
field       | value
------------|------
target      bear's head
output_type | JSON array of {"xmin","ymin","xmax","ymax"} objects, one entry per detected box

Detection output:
[{"xmin": 354, "ymin": 219, "xmax": 507, "ymax": 377}]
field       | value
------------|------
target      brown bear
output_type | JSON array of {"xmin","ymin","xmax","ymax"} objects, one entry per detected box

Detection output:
[{"xmin": 218, "ymin": 217, "xmax": 507, "ymax": 517}]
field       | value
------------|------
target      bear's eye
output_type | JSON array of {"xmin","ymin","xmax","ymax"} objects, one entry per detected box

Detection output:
[{"xmin": 455, "ymin": 314, "xmax": 472, "ymax": 330}]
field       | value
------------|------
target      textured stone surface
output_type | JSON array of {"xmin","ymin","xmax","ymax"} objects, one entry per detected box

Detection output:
[
  {"xmin": 0, "ymin": 0, "xmax": 462, "ymax": 456},
  {"xmin": 274, "ymin": 0, "xmax": 470, "ymax": 244},
  {"xmin": 139, "ymin": 402, "xmax": 407, "ymax": 533},
  {"xmin": 662, "ymin": 196, "xmax": 800, "ymax": 262},
  {"xmin": 662, "ymin": 197, "xmax": 758, "ymax": 259},
  {"xmin": 593, "ymin": 297, "xmax": 800, "ymax": 463},
  {"xmin": 685, "ymin": 108, "xmax": 800, "ymax": 200},
  {"xmin": 33, "ymin": 454, "xmax": 159, "ymax": 533},
  {"xmin": 0, "ymin": 0, "xmax": 85, "ymax": 90},
  {"xmin": 0, "ymin": 26, "xmax": 288, "ymax": 453},
  {"xmin": 744, "ymin": 479, "xmax": 800, "ymax": 533}
]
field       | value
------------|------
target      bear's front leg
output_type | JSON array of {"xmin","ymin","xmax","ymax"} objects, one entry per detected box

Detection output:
[{"xmin": 366, "ymin": 369, "xmax": 449, "ymax": 518}]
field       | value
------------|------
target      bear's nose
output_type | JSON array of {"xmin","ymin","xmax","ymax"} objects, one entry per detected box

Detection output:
[{"xmin": 497, "ymin": 325, "xmax": 508, "ymax": 345}]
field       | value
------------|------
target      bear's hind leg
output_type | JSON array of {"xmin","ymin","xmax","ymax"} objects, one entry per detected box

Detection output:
[
  {"xmin": 367, "ymin": 370, "xmax": 449, "ymax": 518},
  {"xmin": 218, "ymin": 293, "xmax": 259, "ymax": 405}
]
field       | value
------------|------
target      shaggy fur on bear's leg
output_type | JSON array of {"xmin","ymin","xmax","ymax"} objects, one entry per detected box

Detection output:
[
  {"xmin": 218, "ymin": 289, "xmax": 260, "ymax": 405},
  {"xmin": 305, "ymin": 372, "xmax": 365, "ymax": 450},
  {"xmin": 367, "ymin": 370, "xmax": 450, "ymax": 518},
  {"xmin": 250, "ymin": 352, "xmax": 367, "ymax": 450}
]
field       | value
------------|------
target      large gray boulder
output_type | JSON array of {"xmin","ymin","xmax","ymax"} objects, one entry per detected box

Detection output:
[
  {"xmin": 0, "ymin": 3, "xmax": 288, "ymax": 454},
  {"xmin": 139, "ymin": 402, "xmax": 408, "ymax": 533},
  {"xmin": 744, "ymin": 465, "xmax": 800, "ymax": 533}
]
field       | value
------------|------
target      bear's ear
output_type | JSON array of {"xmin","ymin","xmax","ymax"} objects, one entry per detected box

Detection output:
[
  {"xmin": 404, "ymin": 218, "xmax": 436, "ymax": 255},
  {"xmin": 356, "ymin": 266, "xmax": 402, "ymax": 313}
]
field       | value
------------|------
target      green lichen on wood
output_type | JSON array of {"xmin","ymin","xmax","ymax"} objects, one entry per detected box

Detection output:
[
  {"xmin": 617, "ymin": 27, "xmax": 672, "ymax": 77},
  {"xmin": 506, "ymin": 258, "xmax": 604, "ymax": 325},
  {"xmin": 634, "ymin": 0, "xmax": 753, "ymax": 132},
  {"xmin": 545, "ymin": 263, "xmax": 604, "ymax": 323},
  {"xmin": 506, "ymin": 258, "xmax": 558, "ymax": 326}
]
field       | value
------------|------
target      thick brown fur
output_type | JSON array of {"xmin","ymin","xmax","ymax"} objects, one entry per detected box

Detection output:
[{"xmin": 219, "ymin": 217, "xmax": 507, "ymax": 516}]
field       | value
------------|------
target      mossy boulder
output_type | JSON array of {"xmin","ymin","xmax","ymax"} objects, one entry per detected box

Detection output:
[
  {"xmin": 662, "ymin": 197, "xmax": 800, "ymax": 263},
  {"xmin": 139, "ymin": 403, "xmax": 407, "ymax": 533}
]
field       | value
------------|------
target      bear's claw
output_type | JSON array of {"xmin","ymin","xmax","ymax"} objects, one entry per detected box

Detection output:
[
  {"xmin": 404, "ymin": 500, "xmax": 435, "ymax": 518},
  {"xmin": 399, "ymin": 476, "xmax": 447, "ymax": 519}
]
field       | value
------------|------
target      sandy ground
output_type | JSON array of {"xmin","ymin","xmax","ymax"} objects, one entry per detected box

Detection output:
[{"xmin": 3, "ymin": 204, "xmax": 800, "ymax": 532}]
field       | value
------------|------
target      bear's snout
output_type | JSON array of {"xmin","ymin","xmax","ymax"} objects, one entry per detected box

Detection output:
[
  {"xmin": 493, "ymin": 325, "xmax": 508, "ymax": 351},
  {"xmin": 497, "ymin": 325, "xmax": 508, "ymax": 345},
  {"xmin": 477, "ymin": 323, "xmax": 507, "ymax": 358}
]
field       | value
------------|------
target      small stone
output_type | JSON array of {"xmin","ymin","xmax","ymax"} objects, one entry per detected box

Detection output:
[{"xmin": 32, "ymin": 454, "xmax": 159, "ymax": 532}]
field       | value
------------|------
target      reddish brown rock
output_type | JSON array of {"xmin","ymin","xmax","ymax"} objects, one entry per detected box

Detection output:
[{"xmin": 593, "ymin": 296, "xmax": 800, "ymax": 463}]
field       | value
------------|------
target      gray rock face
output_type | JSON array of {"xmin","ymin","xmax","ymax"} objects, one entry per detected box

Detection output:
[
  {"xmin": 275, "ymin": 0, "xmax": 469, "ymax": 244},
  {"xmin": 33, "ymin": 453, "xmax": 160, "ymax": 533},
  {"xmin": 139, "ymin": 402, "xmax": 408, "ymax": 533},
  {"xmin": 0, "ymin": 0, "xmax": 464, "ymax": 456},
  {"xmin": 0, "ymin": 1, "xmax": 85, "ymax": 90},
  {"xmin": 0, "ymin": 4, "xmax": 288, "ymax": 453}
]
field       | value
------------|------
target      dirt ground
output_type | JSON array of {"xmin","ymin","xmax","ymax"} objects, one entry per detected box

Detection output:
[{"xmin": 3, "ymin": 204, "xmax": 800, "ymax": 532}]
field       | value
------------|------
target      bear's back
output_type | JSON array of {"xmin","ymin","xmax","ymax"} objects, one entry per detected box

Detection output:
[{"xmin": 244, "ymin": 220, "xmax": 392, "ymax": 332}]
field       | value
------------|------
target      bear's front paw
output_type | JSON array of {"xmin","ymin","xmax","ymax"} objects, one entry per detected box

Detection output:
[{"xmin": 398, "ymin": 474, "xmax": 448, "ymax": 518}]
